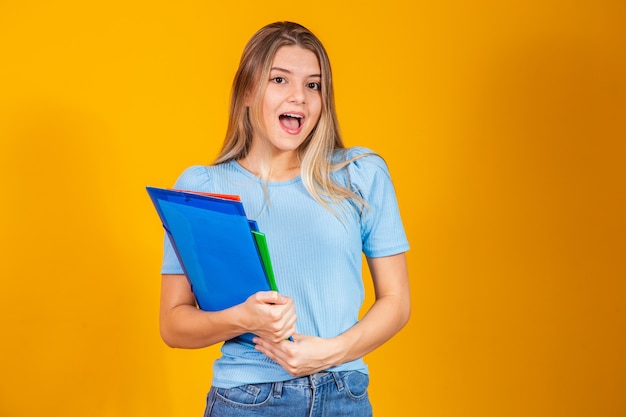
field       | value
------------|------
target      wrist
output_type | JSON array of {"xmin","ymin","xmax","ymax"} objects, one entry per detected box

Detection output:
[{"xmin": 327, "ymin": 333, "xmax": 353, "ymax": 367}]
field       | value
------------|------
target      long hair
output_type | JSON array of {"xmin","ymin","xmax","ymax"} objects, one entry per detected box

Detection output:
[{"xmin": 213, "ymin": 21, "xmax": 368, "ymax": 212}]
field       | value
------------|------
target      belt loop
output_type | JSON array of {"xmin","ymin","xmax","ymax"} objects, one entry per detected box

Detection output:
[
  {"xmin": 273, "ymin": 381, "xmax": 284, "ymax": 398},
  {"xmin": 332, "ymin": 372, "xmax": 345, "ymax": 392}
]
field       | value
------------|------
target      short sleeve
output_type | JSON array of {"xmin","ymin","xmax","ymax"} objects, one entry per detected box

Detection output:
[
  {"xmin": 343, "ymin": 147, "xmax": 410, "ymax": 258},
  {"xmin": 160, "ymin": 165, "xmax": 212, "ymax": 275}
]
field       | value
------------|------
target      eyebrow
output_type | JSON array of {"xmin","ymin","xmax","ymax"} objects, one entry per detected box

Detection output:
[{"xmin": 270, "ymin": 67, "xmax": 321, "ymax": 78}]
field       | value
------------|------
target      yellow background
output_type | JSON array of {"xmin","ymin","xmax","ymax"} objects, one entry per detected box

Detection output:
[{"xmin": 1, "ymin": 1, "xmax": 625, "ymax": 416}]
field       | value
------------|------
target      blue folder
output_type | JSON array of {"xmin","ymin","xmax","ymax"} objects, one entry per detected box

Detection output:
[{"xmin": 146, "ymin": 186, "xmax": 272, "ymax": 344}]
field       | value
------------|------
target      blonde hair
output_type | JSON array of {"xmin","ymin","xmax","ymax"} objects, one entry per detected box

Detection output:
[{"xmin": 214, "ymin": 21, "xmax": 368, "ymax": 212}]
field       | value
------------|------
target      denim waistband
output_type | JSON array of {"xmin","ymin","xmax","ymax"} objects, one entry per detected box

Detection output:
[{"xmin": 278, "ymin": 371, "xmax": 346, "ymax": 391}]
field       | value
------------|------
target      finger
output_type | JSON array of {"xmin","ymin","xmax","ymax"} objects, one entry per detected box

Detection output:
[
  {"xmin": 272, "ymin": 293, "xmax": 292, "ymax": 305},
  {"xmin": 254, "ymin": 291, "xmax": 281, "ymax": 304}
]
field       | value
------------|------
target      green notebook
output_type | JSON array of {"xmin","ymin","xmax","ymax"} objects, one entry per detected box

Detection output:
[
  {"xmin": 251, "ymin": 230, "xmax": 294, "ymax": 342},
  {"xmin": 251, "ymin": 230, "xmax": 278, "ymax": 291}
]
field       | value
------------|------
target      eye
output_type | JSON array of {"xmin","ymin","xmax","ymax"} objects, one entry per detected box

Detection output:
[
  {"xmin": 307, "ymin": 82, "xmax": 321, "ymax": 91},
  {"xmin": 271, "ymin": 76, "xmax": 286, "ymax": 84}
]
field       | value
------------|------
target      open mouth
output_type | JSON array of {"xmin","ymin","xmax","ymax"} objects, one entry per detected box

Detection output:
[{"xmin": 279, "ymin": 113, "xmax": 303, "ymax": 130}]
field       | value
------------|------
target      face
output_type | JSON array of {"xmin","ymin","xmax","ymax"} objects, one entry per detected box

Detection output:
[{"xmin": 253, "ymin": 45, "xmax": 322, "ymax": 155}]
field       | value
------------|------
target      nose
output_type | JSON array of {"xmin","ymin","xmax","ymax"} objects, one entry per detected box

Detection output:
[{"xmin": 288, "ymin": 84, "xmax": 306, "ymax": 104}]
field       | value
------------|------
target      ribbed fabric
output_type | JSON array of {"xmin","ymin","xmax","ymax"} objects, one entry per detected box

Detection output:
[{"xmin": 161, "ymin": 147, "xmax": 409, "ymax": 388}]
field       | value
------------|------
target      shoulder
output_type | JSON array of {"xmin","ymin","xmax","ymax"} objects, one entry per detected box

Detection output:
[
  {"xmin": 334, "ymin": 146, "xmax": 391, "ymax": 178},
  {"xmin": 173, "ymin": 161, "xmax": 243, "ymax": 192},
  {"xmin": 331, "ymin": 147, "xmax": 395, "ymax": 202},
  {"xmin": 173, "ymin": 164, "xmax": 215, "ymax": 191}
]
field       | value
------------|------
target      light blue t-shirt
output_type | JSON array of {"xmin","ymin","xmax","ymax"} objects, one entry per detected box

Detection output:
[{"xmin": 161, "ymin": 147, "xmax": 409, "ymax": 388}]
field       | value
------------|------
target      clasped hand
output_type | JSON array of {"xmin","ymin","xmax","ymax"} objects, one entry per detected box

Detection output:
[
  {"xmin": 242, "ymin": 291, "xmax": 297, "ymax": 343},
  {"xmin": 243, "ymin": 291, "xmax": 339, "ymax": 377},
  {"xmin": 253, "ymin": 333, "xmax": 339, "ymax": 377}
]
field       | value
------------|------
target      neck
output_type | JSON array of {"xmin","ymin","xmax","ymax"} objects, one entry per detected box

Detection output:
[{"xmin": 238, "ymin": 153, "xmax": 301, "ymax": 182}]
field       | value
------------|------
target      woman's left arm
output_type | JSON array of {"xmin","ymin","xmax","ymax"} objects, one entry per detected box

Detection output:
[{"xmin": 253, "ymin": 252, "xmax": 410, "ymax": 376}]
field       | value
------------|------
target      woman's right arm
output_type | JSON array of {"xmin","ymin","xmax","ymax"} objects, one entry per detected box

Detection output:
[{"xmin": 160, "ymin": 274, "xmax": 297, "ymax": 349}]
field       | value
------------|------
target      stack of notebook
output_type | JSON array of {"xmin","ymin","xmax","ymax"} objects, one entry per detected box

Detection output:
[{"xmin": 146, "ymin": 186, "xmax": 279, "ymax": 344}]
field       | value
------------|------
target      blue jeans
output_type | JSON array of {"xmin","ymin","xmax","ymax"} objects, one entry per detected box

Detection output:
[{"xmin": 204, "ymin": 371, "xmax": 372, "ymax": 417}]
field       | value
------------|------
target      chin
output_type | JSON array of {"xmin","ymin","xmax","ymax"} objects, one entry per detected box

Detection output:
[{"xmin": 269, "ymin": 136, "xmax": 308, "ymax": 152}]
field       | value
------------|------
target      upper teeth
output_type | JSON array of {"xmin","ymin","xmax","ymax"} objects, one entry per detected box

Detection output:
[{"xmin": 283, "ymin": 113, "xmax": 302, "ymax": 118}]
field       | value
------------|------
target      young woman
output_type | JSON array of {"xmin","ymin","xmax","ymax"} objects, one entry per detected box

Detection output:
[{"xmin": 159, "ymin": 21, "xmax": 410, "ymax": 416}]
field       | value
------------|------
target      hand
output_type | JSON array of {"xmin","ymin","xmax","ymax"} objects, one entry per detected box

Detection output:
[
  {"xmin": 241, "ymin": 291, "xmax": 297, "ymax": 343},
  {"xmin": 253, "ymin": 334, "xmax": 341, "ymax": 377}
]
